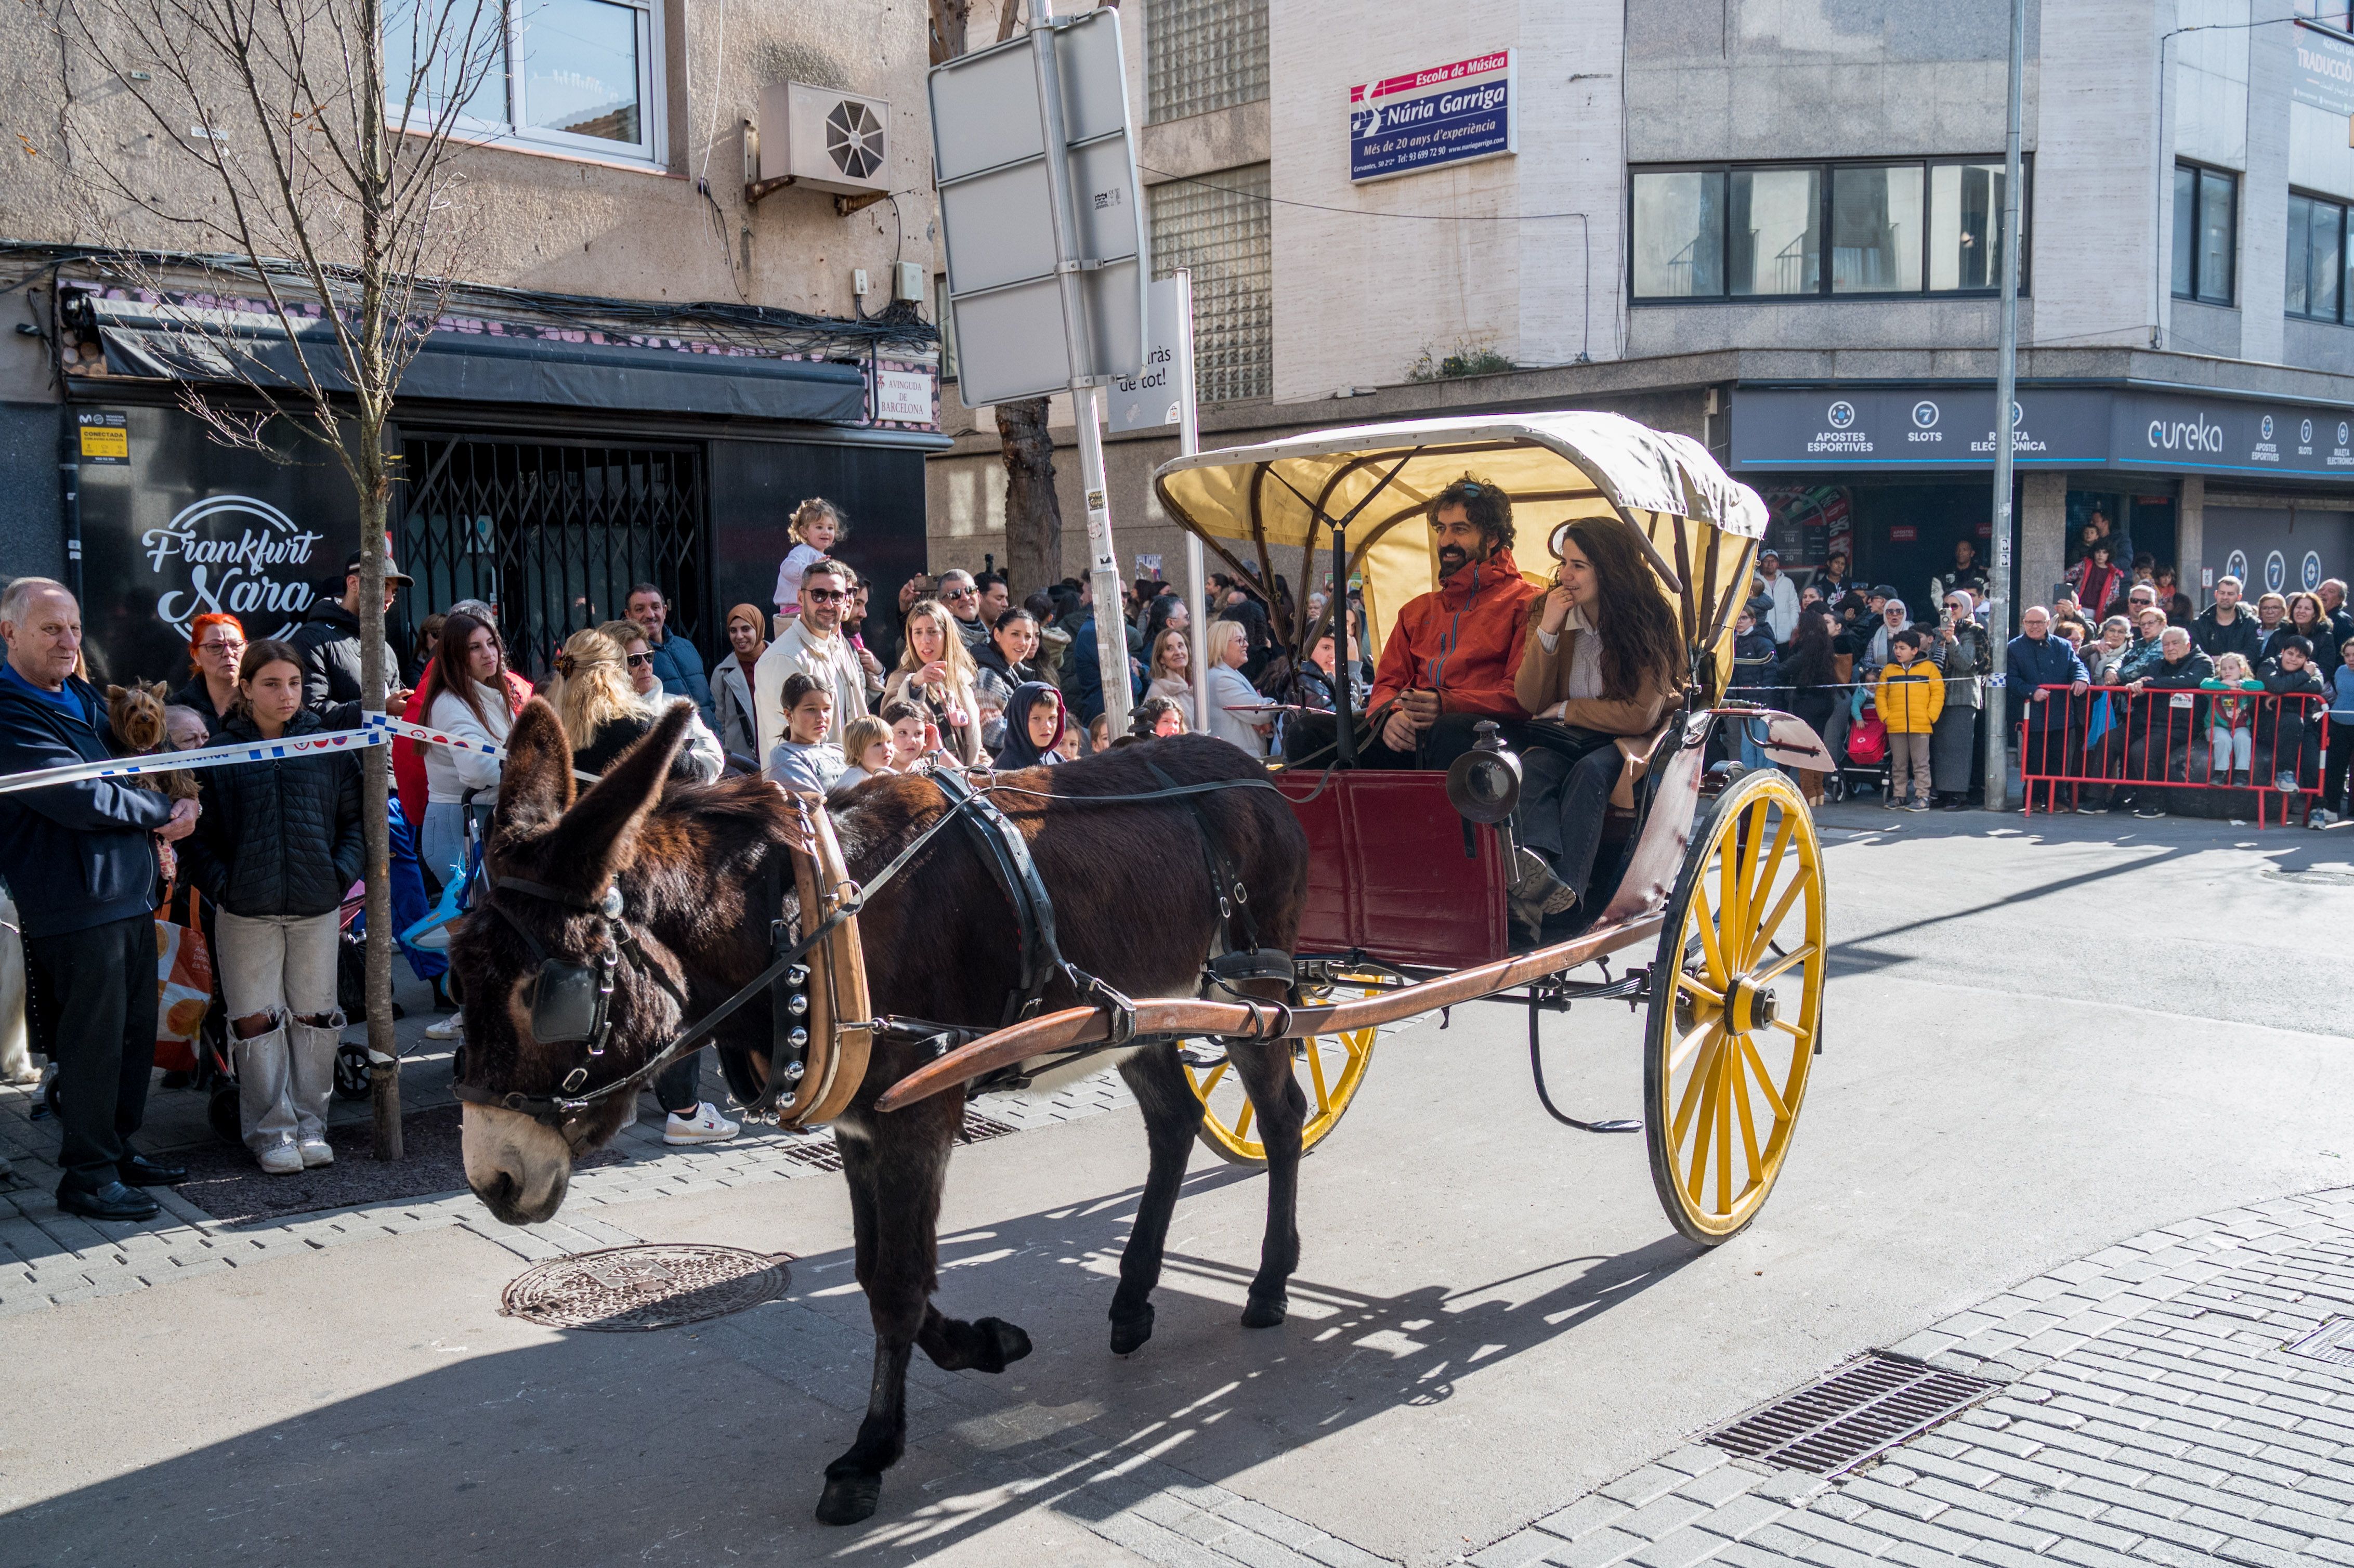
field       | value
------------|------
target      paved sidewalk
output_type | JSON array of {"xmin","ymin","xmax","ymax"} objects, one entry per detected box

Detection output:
[
  {"xmin": 1444, "ymin": 1185, "xmax": 2354, "ymax": 1568},
  {"xmin": 0, "ymin": 991, "xmax": 1140, "ymax": 1318}
]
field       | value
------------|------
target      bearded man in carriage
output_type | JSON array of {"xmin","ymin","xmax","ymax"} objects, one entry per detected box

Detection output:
[{"xmin": 1282, "ymin": 474, "xmax": 1539, "ymax": 771}]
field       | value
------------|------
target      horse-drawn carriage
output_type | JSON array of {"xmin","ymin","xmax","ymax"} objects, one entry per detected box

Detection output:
[
  {"xmin": 882, "ymin": 410, "xmax": 1831, "ymax": 1244},
  {"xmin": 452, "ymin": 410, "xmax": 1832, "ymax": 1524}
]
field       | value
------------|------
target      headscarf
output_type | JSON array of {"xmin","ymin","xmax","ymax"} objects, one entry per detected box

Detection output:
[
  {"xmin": 725, "ymin": 598, "xmax": 772, "ymax": 664},
  {"xmin": 992, "ymin": 681, "xmax": 1065, "ymax": 769}
]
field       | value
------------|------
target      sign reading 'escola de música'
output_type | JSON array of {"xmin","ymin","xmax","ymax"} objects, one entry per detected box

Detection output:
[{"xmin": 1349, "ymin": 50, "xmax": 1515, "ymax": 184}]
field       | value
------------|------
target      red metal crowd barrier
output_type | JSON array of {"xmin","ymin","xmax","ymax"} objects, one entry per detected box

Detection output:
[{"xmin": 2018, "ymin": 683, "xmax": 2330, "ymax": 827}]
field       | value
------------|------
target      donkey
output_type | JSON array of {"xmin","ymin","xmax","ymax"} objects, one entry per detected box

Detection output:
[{"xmin": 452, "ymin": 700, "xmax": 1311, "ymax": 1525}]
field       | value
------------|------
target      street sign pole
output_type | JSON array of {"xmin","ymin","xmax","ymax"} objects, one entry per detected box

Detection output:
[
  {"xmin": 1173, "ymin": 269, "xmax": 1210, "ymax": 736},
  {"xmin": 1027, "ymin": 14, "xmax": 1132, "ymax": 737},
  {"xmin": 1983, "ymin": 0, "xmax": 2025, "ymax": 813}
]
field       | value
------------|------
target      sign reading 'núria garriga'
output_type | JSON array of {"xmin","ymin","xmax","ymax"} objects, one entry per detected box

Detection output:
[{"xmin": 1349, "ymin": 50, "xmax": 1515, "ymax": 184}]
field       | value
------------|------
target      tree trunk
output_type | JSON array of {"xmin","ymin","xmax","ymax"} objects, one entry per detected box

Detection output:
[
  {"xmin": 358, "ymin": 463, "xmax": 402, "ymax": 1161},
  {"xmin": 997, "ymin": 396, "xmax": 1063, "ymax": 593}
]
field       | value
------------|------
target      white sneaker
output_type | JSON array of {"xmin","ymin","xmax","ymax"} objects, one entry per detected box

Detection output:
[
  {"xmin": 663, "ymin": 1102, "xmax": 740, "ymax": 1146},
  {"xmin": 424, "ymin": 1010, "xmax": 464, "ymax": 1041},
  {"xmin": 298, "ymin": 1139, "xmax": 335, "ymax": 1168},
  {"xmin": 256, "ymin": 1139, "xmax": 304, "ymax": 1175}
]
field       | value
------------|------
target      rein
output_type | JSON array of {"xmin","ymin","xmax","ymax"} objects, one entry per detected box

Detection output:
[{"xmin": 460, "ymin": 759, "xmax": 1304, "ymax": 1139}]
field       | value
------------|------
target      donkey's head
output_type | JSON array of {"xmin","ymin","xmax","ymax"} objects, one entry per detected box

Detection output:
[{"xmin": 453, "ymin": 698, "xmax": 692, "ymax": 1224}]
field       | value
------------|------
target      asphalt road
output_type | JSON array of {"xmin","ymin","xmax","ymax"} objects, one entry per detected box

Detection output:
[{"xmin": 9, "ymin": 804, "xmax": 2354, "ymax": 1566}]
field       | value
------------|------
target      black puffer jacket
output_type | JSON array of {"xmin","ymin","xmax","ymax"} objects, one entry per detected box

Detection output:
[
  {"xmin": 177, "ymin": 709, "xmax": 365, "ymax": 919},
  {"xmin": 287, "ymin": 598, "xmax": 402, "ymax": 731}
]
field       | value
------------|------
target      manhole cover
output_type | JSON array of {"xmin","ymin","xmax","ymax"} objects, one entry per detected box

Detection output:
[
  {"xmin": 500, "ymin": 1244, "xmax": 792, "ymax": 1331},
  {"xmin": 1710, "ymin": 1352, "xmax": 2000, "ymax": 1475},
  {"xmin": 2284, "ymin": 1316, "xmax": 2354, "ymax": 1366},
  {"xmin": 960, "ymin": 1109, "xmax": 1019, "ymax": 1143}
]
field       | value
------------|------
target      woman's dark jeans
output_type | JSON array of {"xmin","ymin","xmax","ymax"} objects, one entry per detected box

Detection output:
[{"xmin": 1513, "ymin": 730, "xmax": 1625, "ymax": 907}]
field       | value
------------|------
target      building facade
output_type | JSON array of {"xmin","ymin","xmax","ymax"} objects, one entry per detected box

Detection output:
[
  {"xmin": 0, "ymin": 0, "xmax": 945, "ymax": 687},
  {"xmin": 928, "ymin": 0, "xmax": 2354, "ymax": 625}
]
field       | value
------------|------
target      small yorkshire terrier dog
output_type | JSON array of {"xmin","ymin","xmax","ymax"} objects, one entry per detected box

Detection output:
[{"xmin": 106, "ymin": 681, "xmax": 200, "ymax": 801}]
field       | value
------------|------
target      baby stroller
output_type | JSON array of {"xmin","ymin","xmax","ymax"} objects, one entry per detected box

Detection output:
[{"xmin": 1833, "ymin": 694, "xmax": 1893, "ymax": 803}]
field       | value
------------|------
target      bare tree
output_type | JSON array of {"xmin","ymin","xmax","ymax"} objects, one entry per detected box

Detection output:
[{"xmin": 51, "ymin": 0, "xmax": 504, "ymax": 1158}]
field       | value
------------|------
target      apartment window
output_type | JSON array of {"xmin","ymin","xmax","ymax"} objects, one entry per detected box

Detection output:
[
  {"xmin": 2297, "ymin": 2, "xmax": 2353, "ymax": 30},
  {"xmin": 2288, "ymin": 193, "xmax": 2348, "ymax": 324},
  {"xmin": 2172, "ymin": 162, "xmax": 2237, "ymax": 306},
  {"xmin": 1630, "ymin": 158, "xmax": 2028, "ymax": 303},
  {"xmin": 1150, "ymin": 165, "xmax": 1271, "ymax": 403},
  {"xmin": 1146, "ymin": 0, "xmax": 1268, "ymax": 124},
  {"xmin": 387, "ymin": 0, "xmax": 664, "ymax": 166}
]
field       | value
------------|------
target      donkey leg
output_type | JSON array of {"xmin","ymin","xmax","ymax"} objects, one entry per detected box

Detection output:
[
  {"xmin": 816, "ymin": 1112, "xmax": 947, "ymax": 1527},
  {"xmin": 1224, "ymin": 1030, "xmax": 1307, "ymax": 1329},
  {"xmin": 1107, "ymin": 1039, "xmax": 1207, "ymax": 1354}
]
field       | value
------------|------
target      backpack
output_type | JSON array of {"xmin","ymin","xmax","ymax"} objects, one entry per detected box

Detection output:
[{"xmin": 1846, "ymin": 705, "xmax": 1889, "ymax": 765}]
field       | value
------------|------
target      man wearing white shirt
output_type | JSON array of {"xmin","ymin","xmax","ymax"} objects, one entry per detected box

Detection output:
[
  {"xmin": 753, "ymin": 558, "xmax": 879, "ymax": 759},
  {"xmin": 1756, "ymin": 549, "xmax": 1799, "ymax": 647}
]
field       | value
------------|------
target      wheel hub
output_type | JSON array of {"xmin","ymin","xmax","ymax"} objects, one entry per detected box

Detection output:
[{"xmin": 1725, "ymin": 976, "xmax": 1778, "ymax": 1034}]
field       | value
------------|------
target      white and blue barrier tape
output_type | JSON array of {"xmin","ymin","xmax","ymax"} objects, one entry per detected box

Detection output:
[{"xmin": 0, "ymin": 713, "xmax": 512, "ymax": 797}]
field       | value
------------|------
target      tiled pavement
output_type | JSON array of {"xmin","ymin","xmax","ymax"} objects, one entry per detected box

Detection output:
[
  {"xmin": 1441, "ymin": 1186, "xmax": 2354, "ymax": 1568},
  {"xmin": 0, "ymin": 994, "xmax": 1141, "ymax": 1318},
  {"xmin": 16, "ymin": 999, "xmax": 2354, "ymax": 1568}
]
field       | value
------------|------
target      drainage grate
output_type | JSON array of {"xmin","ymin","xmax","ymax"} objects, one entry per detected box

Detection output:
[
  {"xmin": 500, "ymin": 1244, "xmax": 792, "ymax": 1331},
  {"xmin": 960, "ymin": 1109, "xmax": 1020, "ymax": 1144},
  {"xmin": 1710, "ymin": 1352, "xmax": 2000, "ymax": 1475},
  {"xmin": 2283, "ymin": 1316, "xmax": 2354, "ymax": 1366},
  {"xmin": 783, "ymin": 1136, "xmax": 844, "ymax": 1172}
]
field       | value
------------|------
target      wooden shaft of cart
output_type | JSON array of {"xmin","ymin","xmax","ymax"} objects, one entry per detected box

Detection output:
[{"xmin": 874, "ymin": 910, "xmax": 1666, "ymax": 1113}]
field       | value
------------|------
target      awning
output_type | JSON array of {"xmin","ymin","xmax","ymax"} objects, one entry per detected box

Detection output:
[{"xmin": 84, "ymin": 297, "xmax": 870, "ymax": 423}]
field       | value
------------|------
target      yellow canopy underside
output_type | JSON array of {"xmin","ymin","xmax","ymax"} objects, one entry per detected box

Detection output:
[{"xmin": 1153, "ymin": 412, "xmax": 1769, "ymax": 694}]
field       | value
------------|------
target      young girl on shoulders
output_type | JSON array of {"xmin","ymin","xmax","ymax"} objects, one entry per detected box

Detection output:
[{"xmin": 771, "ymin": 498, "xmax": 844, "ymax": 630}]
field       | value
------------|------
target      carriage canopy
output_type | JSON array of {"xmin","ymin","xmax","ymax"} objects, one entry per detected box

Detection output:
[{"xmin": 1152, "ymin": 411, "xmax": 1769, "ymax": 692}]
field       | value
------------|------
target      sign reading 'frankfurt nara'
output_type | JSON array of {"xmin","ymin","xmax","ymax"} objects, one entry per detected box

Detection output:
[{"xmin": 1349, "ymin": 50, "xmax": 1515, "ymax": 184}]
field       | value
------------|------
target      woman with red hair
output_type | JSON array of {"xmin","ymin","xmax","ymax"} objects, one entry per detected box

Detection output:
[{"xmin": 168, "ymin": 612, "xmax": 245, "ymax": 737}]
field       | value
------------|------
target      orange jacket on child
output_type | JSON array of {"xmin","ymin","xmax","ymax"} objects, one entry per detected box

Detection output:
[{"xmin": 1368, "ymin": 547, "xmax": 1541, "ymax": 720}]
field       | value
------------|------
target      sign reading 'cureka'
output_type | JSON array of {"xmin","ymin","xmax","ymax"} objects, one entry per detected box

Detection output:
[{"xmin": 1349, "ymin": 49, "xmax": 1515, "ymax": 184}]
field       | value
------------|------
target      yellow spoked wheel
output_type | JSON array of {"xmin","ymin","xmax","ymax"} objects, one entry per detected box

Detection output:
[
  {"xmin": 1643, "ymin": 768, "xmax": 1826, "ymax": 1244},
  {"xmin": 1180, "ymin": 982, "xmax": 1378, "ymax": 1166}
]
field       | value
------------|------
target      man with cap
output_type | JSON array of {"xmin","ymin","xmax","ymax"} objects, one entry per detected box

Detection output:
[
  {"xmin": 289, "ymin": 547, "xmax": 412, "ymax": 730},
  {"xmin": 1755, "ymin": 549, "xmax": 1799, "ymax": 647}
]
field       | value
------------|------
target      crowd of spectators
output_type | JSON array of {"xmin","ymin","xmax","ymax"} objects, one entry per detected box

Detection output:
[{"xmin": 0, "ymin": 491, "xmax": 1324, "ymax": 1203}]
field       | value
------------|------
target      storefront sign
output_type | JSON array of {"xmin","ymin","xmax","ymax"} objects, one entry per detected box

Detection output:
[
  {"xmin": 1733, "ymin": 385, "xmax": 2354, "ymax": 482},
  {"xmin": 1349, "ymin": 50, "xmax": 1514, "ymax": 184},
  {"xmin": 872, "ymin": 368, "xmax": 934, "ymax": 424},
  {"xmin": 2294, "ymin": 21, "xmax": 2354, "ymax": 117},
  {"xmin": 75, "ymin": 406, "xmax": 356, "ymax": 687}
]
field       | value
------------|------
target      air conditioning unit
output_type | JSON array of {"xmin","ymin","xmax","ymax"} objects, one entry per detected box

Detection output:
[{"xmin": 754, "ymin": 82, "xmax": 891, "ymax": 196}]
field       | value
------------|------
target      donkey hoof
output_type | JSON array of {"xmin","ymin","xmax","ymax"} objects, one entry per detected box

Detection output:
[
  {"xmin": 815, "ymin": 1471, "xmax": 883, "ymax": 1526},
  {"xmin": 1239, "ymin": 1293, "xmax": 1288, "ymax": 1329},
  {"xmin": 1109, "ymin": 1305, "xmax": 1155, "ymax": 1356},
  {"xmin": 974, "ymin": 1316, "xmax": 1033, "ymax": 1373}
]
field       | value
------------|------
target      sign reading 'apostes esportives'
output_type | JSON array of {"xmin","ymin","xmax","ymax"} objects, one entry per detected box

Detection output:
[{"xmin": 1349, "ymin": 50, "xmax": 1515, "ymax": 184}]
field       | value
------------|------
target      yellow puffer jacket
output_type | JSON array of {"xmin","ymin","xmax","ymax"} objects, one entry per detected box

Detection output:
[{"xmin": 1874, "ymin": 660, "xmax": 1946, "ymax": 734}]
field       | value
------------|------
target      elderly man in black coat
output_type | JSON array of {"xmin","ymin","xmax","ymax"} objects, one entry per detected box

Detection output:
[{"xmin": 0, "ymin": 579, "xmax": 201, "ymax": 1220}]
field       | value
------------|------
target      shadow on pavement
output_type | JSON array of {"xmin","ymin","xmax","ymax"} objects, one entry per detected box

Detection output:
[{"xmin": 9, "ymin": 1165, "xmax": 1700, "ymax": 1567}]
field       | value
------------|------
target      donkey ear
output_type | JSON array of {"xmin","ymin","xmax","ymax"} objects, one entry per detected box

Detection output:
[
  {"xmin": 542, "ymin": 701, "xmax": 690, "ymax": 891},
  {"xmin": 494, "ymin": 698, "xmax": 575, "ymax": 839}
]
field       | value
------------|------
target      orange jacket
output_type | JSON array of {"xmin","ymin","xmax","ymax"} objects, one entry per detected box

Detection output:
[{"xmin": 1369, "ymin": 547, "xmax": 1541, "ymax": 720}]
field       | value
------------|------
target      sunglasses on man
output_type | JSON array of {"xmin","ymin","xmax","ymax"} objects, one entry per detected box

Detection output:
[
  {"xmin": 625, "ymin": 652, "xmax": 655, "ymax": 668},
  {"xmin": 940, "ymin": 586, "xmax": 975, "ymax": 602},
  {"xmin": 804, "ymin": 587, "xmax": 848, "ymax": 603}
]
